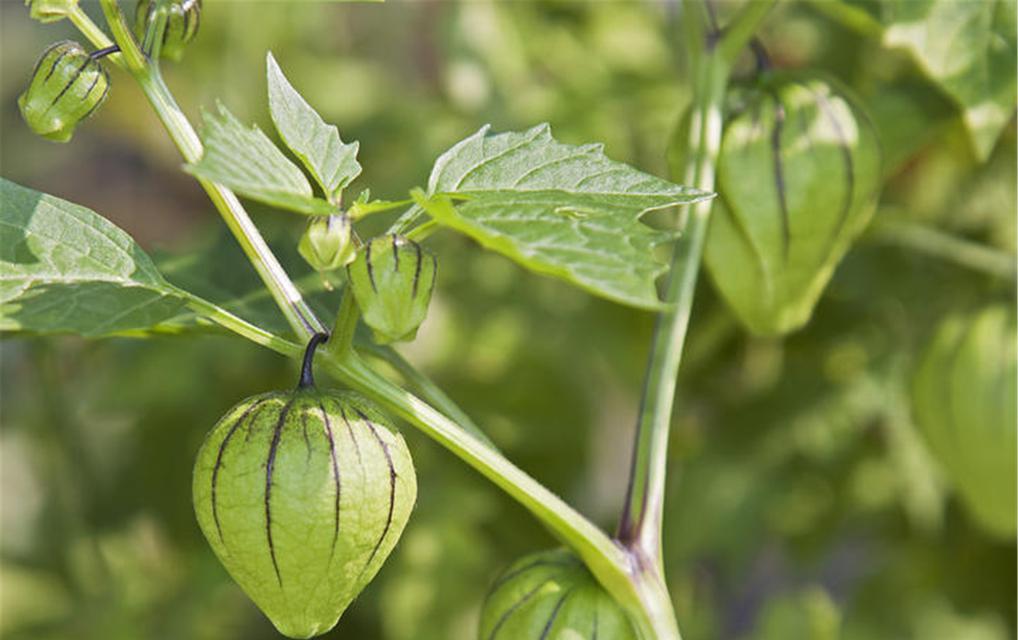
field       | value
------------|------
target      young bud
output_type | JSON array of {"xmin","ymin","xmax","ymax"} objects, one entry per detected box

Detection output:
[
  {"xmin": 346, "ymin": 235, "xmax": 437, "ymax": 344},
  {"xmin": 479, "ymin": 549, "xmax": 638, "ymax": 639},
  {"xmin": 18, "ymin": 41, "xmax": 110, "ymax": 143},
  {"xmin": 135, "ymin": 0, "xmax": 201, "ymax": 61},
  {"xmin": 299, "ymin": 214, "xmax": 356, "ymax": 272},
  {"xmin": 26, "ymin": 0, "xmax": 79, "ymax": 24},
  {"xmin": 913, "ymin": 306, "xmax": 1017, "ymax": 539},
  {"xmin": 704, "ymin": 73, "xmax": 881, "ymax": 335},
  {"xmin": 193, "ymin": 389, "xmax": 417, "ymax": 638}
]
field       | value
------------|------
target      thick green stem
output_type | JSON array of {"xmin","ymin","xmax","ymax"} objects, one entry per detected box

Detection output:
[
  {"xmin": 616, "ymin": 1, "xmax": 774, "ymax": 637},
  {"xmin": 359, "ymin": 343, "xmax": 496, "ymax": 448},
  {"xmin": 98, "ymin": 0, "xmax": 146, "ymax": 71},
  {"xmin": 193, "ymin": 300, "xmax": 655, "ymax": 631},
  {"xmin": 140, "ymin": 73, "xmax": 325, "ymax": 338},
  {"xmin": 617, "ymin": 35, "xmax": 728, "ymax": 564}
]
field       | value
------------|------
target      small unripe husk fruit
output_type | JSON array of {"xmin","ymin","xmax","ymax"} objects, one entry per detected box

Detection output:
[
  {"xmin": 479, "ymin": 549, "xmax": 638, "ymax": 640},
  {"xmin": 18, "ymin": 41, "xmax": 110, "ymax": 143},
  {"xmin": 299, "ymin": 214, "xmax": 356, "ymax": 272},
  {"xmin": 135, "ymin": 0, "xmax": 202, "ymax": 61},
  {"xmin": 347, "ymin": 235, "xmax": 437, "ymax": 344},
  {"xmin": 704, "ymin": 72, "xmax": 881, "ymax": 336},
  {"xmin": 912, "ymin": 306, "xmax": 1017, "ymax": 539},
  {"xmin": 193, "ymin": 338, "xmax": 416, "ymax": 638}
]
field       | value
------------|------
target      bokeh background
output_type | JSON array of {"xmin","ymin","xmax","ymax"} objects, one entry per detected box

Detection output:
[{"xmin": 1, "ymin": 1, "xmax": 1015, "ymax": 639}]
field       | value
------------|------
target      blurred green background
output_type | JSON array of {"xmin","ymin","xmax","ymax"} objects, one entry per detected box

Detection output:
[{"xmin": 1, "ymin": 1, "xmax": 1015, "ymax": 639}]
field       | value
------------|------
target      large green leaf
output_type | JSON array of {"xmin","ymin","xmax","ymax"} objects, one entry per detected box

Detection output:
[
  {"xmin": 185, "ymin": 103, "xmax": 335, "ymax": 215},
  {"xmin": 419, "ymin": 124, "xmax": 712, "ymax": 309},
  {"xmin": 0, "ymin": 178, "xmax": 190, "ymax": 336},
  {"xmin": 266, "ymin": 53, "xmax": 361, "ymax": 204},
  {"xmin": 881, "ymin": 0, "xmax": 1017, "ymax": 160}
]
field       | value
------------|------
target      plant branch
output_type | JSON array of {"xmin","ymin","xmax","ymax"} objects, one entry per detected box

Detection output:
[
  {"xmin": 359, "ymin": 343, "xmax": 496, "ymax": 448},
  {"xmin": 82, "ymin": 1, "xmax": 324, "ymax": 340},
  {"xmin": 616, "ymin": 2, "xmax": 772, "ymax": 636},
  {"xmin": 619, "ymin": 0, "xmax": 732, "ymax": 564},
  {"xmin": 181, "ymin": 294, "xmax": 303, "ymax": 358},
  {"xmin": 142, "ymin": 73, "xmax": 325, "ymax": 338},
  {"xmin": 67, "ymin": 5, "xmax": 122, "ymax": 65},
  {"xmin": 189, "ymin": 293, "xmax": 661, "ymax": 633},
  {"xmin": 97, "ymin": 0, "xmax": 146, "ymax": 72},
  {"xmin": 868, "ymin": 216, "xmax": 1017, "ymax": 281}
]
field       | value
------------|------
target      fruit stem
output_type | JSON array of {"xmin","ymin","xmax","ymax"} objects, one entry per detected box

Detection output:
[
  {"xmin": 89, "ymin": 45, "xmax": 121, "ymax": 61},
  {"xmin": 298, "ymin": 332, "xmax": 330, "ymax": 389}
]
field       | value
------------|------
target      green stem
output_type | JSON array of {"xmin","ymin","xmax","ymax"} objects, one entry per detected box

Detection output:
[
  {"xmin": 67, "ymin": 6, "xmax": 122, "ymax": 64},
  {"xmin": 359, "ymin": 343, "xmax": 496, "ymax": 448},
  {"xmin": 97, "ymin": 0, "xmax": 146, "ymax": 72},
  {"xmin": 181, "ymin": 294, "xmax": 302, "ymax": 358},
  {"xmin": 618, "ymin": 0, "xmax": 728, "ymax": 561},
  {"xmin": 141, "ymin": 0, "xmax": 169, "ymax": 62},
  {"xmin": 617, "ymin": 1, "xmax": 773, "ymax": 636},
  {"xmin": 404, "ymin": 218, "xmax": 439, "ymax": 242},
  {"xmin": 144, "ymin": 72, "xmax": 324, "ymax": 338},
  {"xmin": 196, "ymin": 301, "xmax": 654, "ymax": 629},
  {"xmin": 868, "ymin": 216, "xmax": 1017, "ymax": 281}
]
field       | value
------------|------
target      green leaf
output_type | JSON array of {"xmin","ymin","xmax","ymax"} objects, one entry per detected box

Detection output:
[
  {"xmin": 420, "ymin": 124, "xmax": 712, "ymax": 309},
  {"xmin": 881, "ymin": 0, "xmax": 1017, "ymax": 160},
  {"xmin": 185, "ymin": 103, "xmax": 335, "ymax": 215},
  {"xmin": 0, "ymin": 178, "xmax": 189, "ymax": 336},
  {"xmin": 266, "ymin": 53, "xmax": 361, "ymax": 204}
]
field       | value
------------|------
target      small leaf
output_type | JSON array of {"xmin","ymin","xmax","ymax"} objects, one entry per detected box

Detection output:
[
  {"xmin": 266, "ymin": 52, "xmax": 361, "ymax": 203},
  {"xmin": 881, "ymin": 0, "xmax": 1016, "ymax": 160},
  {"xmin": 0, "ymin": 178, "xmax": 189, "ymax": 335},
  {"xmin": 420, "ymin": 124, "xmax": 711, "ymax": 309},
  {"xmin": 185, "ymin": 103, "xmax": 335, "ymax": 215}
]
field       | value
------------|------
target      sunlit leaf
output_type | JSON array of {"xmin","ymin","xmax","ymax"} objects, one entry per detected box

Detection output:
[
  {"xmin": 267, "ymin": 52, "xmax": 361, "ymax": 203},
  {"xmin": 185, "ymin": 103, "xmax": 335, "ymax": 215},
  {"xmin": 419, "ymin": 124, "xmax": 712, "ymax": 309}
]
